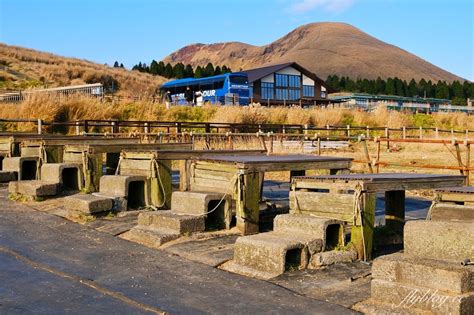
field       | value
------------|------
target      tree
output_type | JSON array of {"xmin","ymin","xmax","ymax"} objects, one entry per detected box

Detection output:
[
  {"xmin": 194, "ymin": 66, "xmax": 203, "ymax": 78},
  {"xmin": 184, "ymin": 64, "xmax": 194, "ymax": 78},
  {"xmin": 408, "ymin": 79, "xmax": 418, "ymax": 97},
  {"xmin": 119, "ymin": 63, "xmax": 124, "ymax": 68},
  {"xmin": 150, "ymin": 60, "xmax": 159, "ymax": 75},
  {"xmin": 203, "ymin": 63, "xmax": 215, "ymax": 77},
  {"xmin": 157, "ymin": 61, "xmax": 165, "ymax": 76},
  {"xmin": 221, "ymin": 65, "xmax": 231, "ymax": 73},
  {"xmin": 385, "ymin": 78, "xmax": 396, "ymax": 95},
  {"xmin": 214, "ymin": 66, "xmax": 222, "ymax": 75},
  {"xmin": 173, "ymin": 62, "xmax": 185, "ymax": 79},
  {"xmin": 164, "ymin": 63, "xmax": 174, "ymax": 78},
  {"xmin": 435, "ymin": 81, "xmax": 450, "ymax": 99},
  {"xmin": 113, "ymin": 61, "xmax": 119, "ymax": 68},
  {"xmin": 375, "ymin": 77, "xmax": 385, "ymax": 94},
  {"xmin": 450, "ymin": 80, "xmax": 464, "ymax": 99}
]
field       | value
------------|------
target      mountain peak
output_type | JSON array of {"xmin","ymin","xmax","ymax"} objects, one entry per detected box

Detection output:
[{"xmin": 163, "ymin": 22, "xmax": 463, "ymax": 82}]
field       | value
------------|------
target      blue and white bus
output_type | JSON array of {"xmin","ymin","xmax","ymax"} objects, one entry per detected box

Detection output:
[{"xmin": 160, "ymin": 72, "xmax": 250, "ymax": 105}]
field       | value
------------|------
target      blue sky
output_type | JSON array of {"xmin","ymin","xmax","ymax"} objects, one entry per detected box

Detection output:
[{"xmin": 1, "ymin": 0, "xmax": 473, "ymax": 80}]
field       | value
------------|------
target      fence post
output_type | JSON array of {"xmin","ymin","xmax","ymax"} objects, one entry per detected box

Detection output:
[
  {"xmin": 269, "ymin": 134, "xmax": 273, "ymax": 154},
  {"xmin": 435, "ymin": 127, "xmax": 439, "ymax": 139},
  {"xmin": 37, "ymin": 119, "xmax": 42, "ymax": 135},
  {"xmin": 75, "ymin": 120, "xmax": 80, "ymax": 135},
  {"xmin": 111, "ymin": 121, "xmax": 116, "ymax": 134},
  {"xmin": 84, "ymin": 120, "xmax": 89, "ymax": 134},
  {"xmin": 385, "ymin": 127, "xmax": 390, "ymax": 150},
  {"xmin": 419, "ymin": 126, "xmax": 423, "ymax": 140},
  {"xmin": 304, "ymin": 124, "xmax": 308, "ymax": 137},
  {"xmin": 346, "ymin": 125, "xmax": 350, "ymax": 138},
  {"xmin": 144, "ymin": 122, "xmax": 149, "ymax": 134},
  {"xmin": 466, "ymin": 142, "xmax": 471, "ymax": 185},
  {"xmin": 402, "ymin": 126, "xmax": 406, "ymax": 139},
  {"xmin": 366, "ymin": 126, "xmax": 370, "ymax": 139}
]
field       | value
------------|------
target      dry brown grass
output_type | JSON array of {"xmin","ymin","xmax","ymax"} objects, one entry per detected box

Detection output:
[
  {"xmin": 1, "ymin": 96, "xmax": 474, "ymax": 133},
  {"xmin": 0, "ymin": 43, "xmax": 165, "ymax": 96}
]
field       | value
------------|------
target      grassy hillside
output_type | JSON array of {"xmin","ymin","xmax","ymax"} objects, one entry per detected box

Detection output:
[{"xmin": 0, "ymin": 43, "xmax": 166, "ymax": 96}]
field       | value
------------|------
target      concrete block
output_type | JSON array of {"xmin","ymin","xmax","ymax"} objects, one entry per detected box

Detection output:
[
  {"xmin": 2, "ymin": 156, "xmax": 39, "ymax": 180},
  {"xmin": 40, "ymin": 163, "xmax": 83, "ymax": 188},
  {"xmin": 0, "ymin": 171, "xmax": 16, "ymax": 182},
  {"xmin": 121, "ymin": 226, "xmax": 180, "ymax": 248},
  {"xmin": 308, "ymin": 249, "xmax": 357, "ymax": 268},
  {"xmin": 372, "ymin": 253, "xmax": 473, "ymax": 294},
  {"xmin": 273, "ymin": 214, "xmax": 344, "ymax": 250},
  {"xmin": 171, "ymin": 191, "xmax": 232, "ymax": 229},
  {"xmin": 63, "ymin": 194, "xmax": 113, "ymax": 214},
  {"xmin": 8, "ymin": 180, "xmax": 59, "ymax": 198},
  {"xmin": 404, "ymin": 220, "xmax": 474, "ymax": 262},
  {"xmin": 371, "ymin": 279, "xmax": 474, "ymax": 315},
  {"xmin": 99, "ymin": 175, "xmax": 147, "ymax": 198},
  {"xmin": 137, "ymin": 211, "xmax": 205, "ymax": 234},
  {"xmin": 430, "ymin": 203, "xmax": 474, "ymax": 222},
  {"xmin": 224, "ymin": 231, "xmax": 313, "ymax": 279}
]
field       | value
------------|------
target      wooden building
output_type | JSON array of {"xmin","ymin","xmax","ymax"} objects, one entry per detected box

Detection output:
[{"xmin": 241, "ymin": 62, "xmax": 331, "ymax": 106}]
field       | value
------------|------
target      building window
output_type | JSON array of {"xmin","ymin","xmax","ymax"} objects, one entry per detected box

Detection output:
[
  {"xmin": 303, "ymin": 85, "xmax": 314, "ymax": 97},
  {"xmin": 275, "ymin": 74, "xmax": 288, "ymax": 87},
  {"xmin": 261, "ymin": 82, "xmax": 274, "ymax": 99},
  {"xmin": 321, "ymin": 91, "xmax": 326, "ymax": 98},
  {"xmin": 288, "ymin": 89, "xmax": 300, "ymax": 100},
  {"xmin": 276, "ymin": 88, "xmax": 288, "ymax": 100},
  {"xmin": 275, "ymin": 73, "xmax": 301, "ymax": 101}
]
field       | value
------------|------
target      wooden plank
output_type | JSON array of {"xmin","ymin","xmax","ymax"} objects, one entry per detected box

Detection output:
[
  {"xmin": 289, "ymin": 209, "xmax": 354, "ymax": 222},
  {"xmin": 363, "ymin": 179, "xmax": 466, "ymax": 192},
  {"xmin": 289, "ymin": 191, "xmax": 354, "ymax": 219},
  {"xmin": 439, "ymin": 192, "xmax": 474, "ymax": 203},
  {"xmin": 430, "ymin": 203, "xmax": 474, "ymax": 222},
  {"xmin": 193, "ymin": 168, "xmax": 236, "ymax": 181}
]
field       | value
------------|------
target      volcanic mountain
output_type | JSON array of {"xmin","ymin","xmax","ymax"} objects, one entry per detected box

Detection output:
[{"xmin": 163, "ymin": 22, "xmax": 463, "ymax": 82}]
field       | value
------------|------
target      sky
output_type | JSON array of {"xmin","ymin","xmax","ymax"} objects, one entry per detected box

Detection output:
[{"xmin": 0, "ymin": 0, "xmax": 473, "ymax": 80}]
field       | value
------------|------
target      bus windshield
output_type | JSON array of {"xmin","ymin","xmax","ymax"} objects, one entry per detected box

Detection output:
[{"xmin": 230, "ymin": 76, "xmax": 248, "ymax": 85}]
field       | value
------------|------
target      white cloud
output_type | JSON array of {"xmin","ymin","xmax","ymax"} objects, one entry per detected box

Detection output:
[{"xmin": 290, "ymin": 0, "xmax": 355, "ymax": 14}]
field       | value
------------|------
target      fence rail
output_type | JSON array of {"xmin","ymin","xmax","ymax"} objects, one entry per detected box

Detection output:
[{"xmin": 0, "ymin": 118, "xmax": 472, "ymax": 140}]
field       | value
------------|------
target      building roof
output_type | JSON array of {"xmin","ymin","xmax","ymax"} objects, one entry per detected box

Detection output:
[{"xmin": 241, "ymin": 62, "xmax": 329, "ymax": 90}]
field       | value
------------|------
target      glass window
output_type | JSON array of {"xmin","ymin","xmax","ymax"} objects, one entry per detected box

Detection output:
[
  {"xmin": 261, "ymin": 82, "xmax": 274, "ymax": 99},
  {"xmin": 275, "ymin": 88, "xmax": 289, "ymax": 100},
  {"xmin": 230, "ymin": 76, "xmax": 248, "ymax": 85},
  {"xmin": 288, "ymin": 75, "xmax": 301, "ymax": 88},
  {"xmin": 303, "ymin": 85, "xmax": 314, "ymax": 97},
  {"xmin": 288, "ymin": 89, "xmax": 300, "ymax": 100},
  {"xmin": 275, "ymin": 74, "xmax": 288, "ymax": 87}
]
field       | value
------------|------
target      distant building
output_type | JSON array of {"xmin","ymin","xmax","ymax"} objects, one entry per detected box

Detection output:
[
  {"xmin": 328, "ymin": 92, "xmax": 469, "ymax": 113},
  {"xmin": 0, "ymin": 83, "xmax": 104, "ymax": 103},
  {"xmin": 241, "ymin": 62, "xmax": 332, "ymax": 106}
]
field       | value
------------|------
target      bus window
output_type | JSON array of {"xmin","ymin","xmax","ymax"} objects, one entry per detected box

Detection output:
[
  {"xmin": 213, "ymin": 79, "xmax": 225, "ymax": 89},
  {"xmin": 230, "ymin": 76, "xmax": 248, "ymax": 85}
]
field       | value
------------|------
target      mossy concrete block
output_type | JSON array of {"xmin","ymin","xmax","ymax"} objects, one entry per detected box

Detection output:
[
  {"xmin": 404, "ymin": 220, "xmax": 474, "ymax": 262},
  {"xmin": 137, "ymin": 211, "xmax": 205, "ymax": 234},
  {"xmin": 308, "ymin": 249, "xmax": 357, "ymax": 268},
  {"xmin": 121, "ymin": 226, "xmax": 180, "ymax": 249},
  {"xmin": 40, "ymin": 163, "xmax": 82, "ymax": 184},
  {"xmin": 372, "ymin": 253, "xmax": 473, "ymax": 294},
  {"xmin": 225, "ymin": 231, "xmax": 312, "ymax": 279},
  {"xmin": 273, "ymin": 214, "xmax": 345, "ymax": 250},
  {"xmin": 371, "ymin": 279, "xmax": 474, "ymax": 315},
  {"xmin": 99, "ymin": 175, "xmax": 147, "ymax": 198},
  {"xmin": 8, "ymin": 180, "xmax": 59, "ymax": 197},
  {"xmin": 63, "ymin": 194, "xmax": 113, "ymax": 214},
  {"xmin": 0, "ymin": 171, "xmax": 16, "ymax": 183}
]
